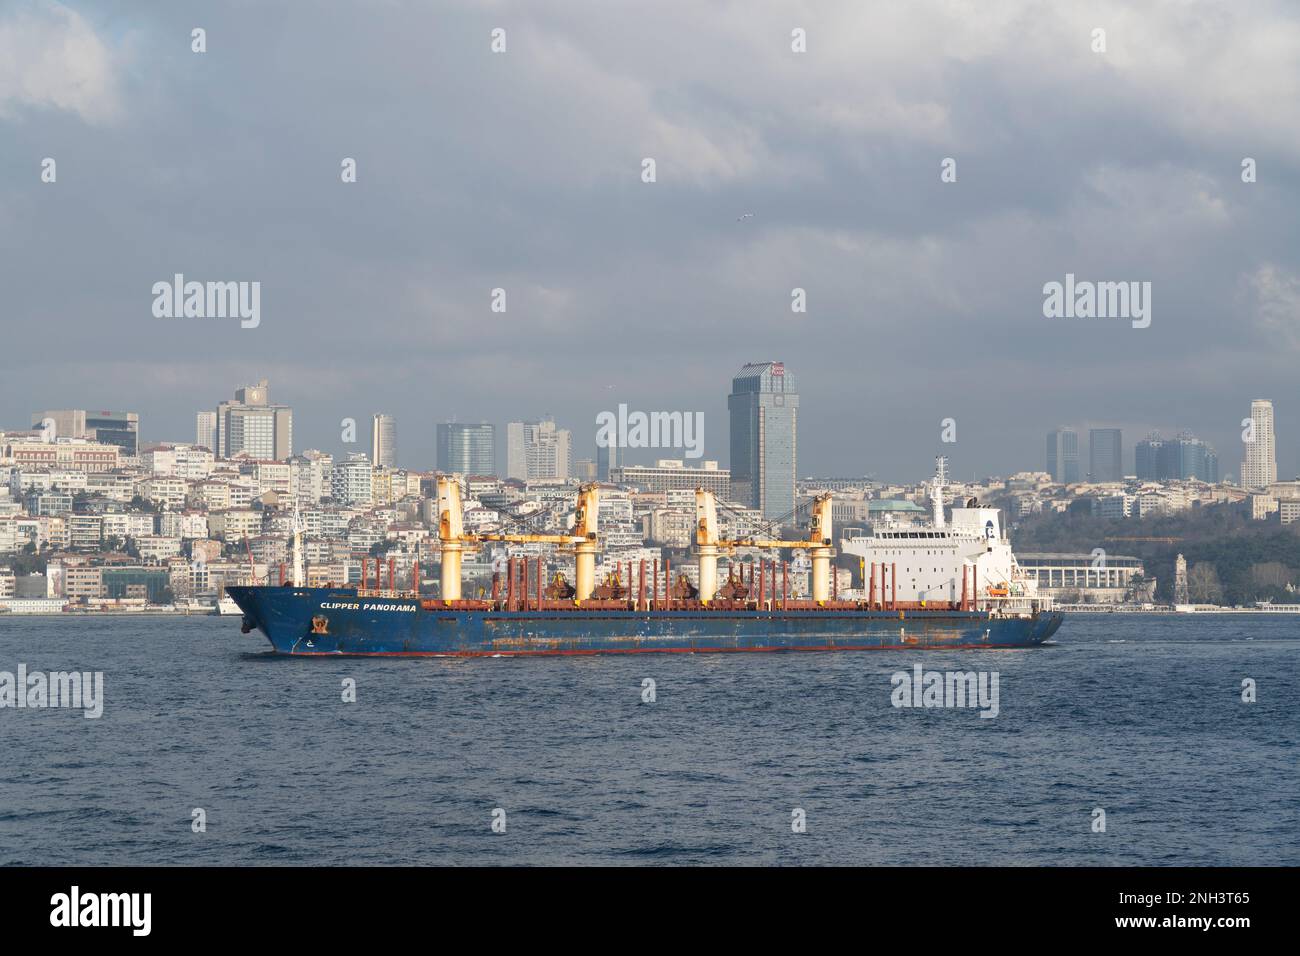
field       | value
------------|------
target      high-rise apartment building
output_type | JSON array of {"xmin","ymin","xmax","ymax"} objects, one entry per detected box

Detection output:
[
  {"xmin": 1240, "ymin": 399, "xmax": 1277, "ymax": 489},
  {"xmin": 371, "ymin": 414, "xmax": 397, "ymax": 468},
  {"xmin": 506, "ymin": 419, "xmax": 571, "ymax": 481},
  {"xmin": 330, "ymin": 452, "xmax": 373, "ymax": 505},
  {"xmin": 196, "ymin": 411, "xmax": 217, "ymax": 451},
  {"xmin": 1088, "ymin": 428, "xmax": 1123, "ymax": 482},
  {"xmin": 1136, "ymin": 432, "xmax": 1218, "ymax": 482},
  {"xmin": 728, "ymin": 361, "xmax": 797, "ymax": 520},
  {"xmin": 437, "ymin": 422, "xmax": 496, "ymax": 475},
  {"xmin": 215, "ymin": 379, "xmax": 293, "ymax": 460}
]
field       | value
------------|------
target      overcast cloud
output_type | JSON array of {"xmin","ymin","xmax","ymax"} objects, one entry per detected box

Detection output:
[{"xmin": 2, "ymin": 0, "xmax": 1299, "ymax": 481}]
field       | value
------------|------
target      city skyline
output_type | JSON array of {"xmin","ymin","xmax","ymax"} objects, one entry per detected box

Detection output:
[
  {"xmin": 5, "ymin": 386, "xmax": 1292, "ymax": 486},
  {"xmin": 4, "ymin": 3, "xmax": 1299, "ymax": 482}
]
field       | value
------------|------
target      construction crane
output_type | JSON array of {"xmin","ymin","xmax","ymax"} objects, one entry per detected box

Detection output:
[
  {"xmin": 436, "ymin": 475, "xmax": 601, "ymax": 603},
  {"xmin": 695, "ymin": 488, "xmax": 836, "ymax": 604}
]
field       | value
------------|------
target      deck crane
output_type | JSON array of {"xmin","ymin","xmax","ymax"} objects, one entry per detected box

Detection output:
[
  {"xmin": 694, "ymin": 488, "xmax": 836, "ymax": 604},
  {"xmin": 436, "ymin": 475, "xmax": 601, "ymax": 603}
]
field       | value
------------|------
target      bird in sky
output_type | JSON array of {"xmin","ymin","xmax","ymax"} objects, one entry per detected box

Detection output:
[{"xmin": 736, "ymin": 212, "xmax": 755, "ymax": 222}]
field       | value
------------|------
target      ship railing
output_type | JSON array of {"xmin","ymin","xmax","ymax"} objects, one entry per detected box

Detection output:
[
  {"xmin": 979, "ymin": 595, "xmax": 1051, "ymax": 617},
  {"xmin": 356, "ymin": 588, "xmax": 419, "ymax": 599}
]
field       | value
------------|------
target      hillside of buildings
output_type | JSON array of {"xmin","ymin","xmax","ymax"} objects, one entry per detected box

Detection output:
[{"xmin": 1004, "ymin": 501, "xmax": 1300, "ymax": 605}]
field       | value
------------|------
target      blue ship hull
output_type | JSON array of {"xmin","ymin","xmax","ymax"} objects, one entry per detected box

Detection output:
[{"xmin": 227, "ymin": 586, "xmax": 1063, "ymax": 656}]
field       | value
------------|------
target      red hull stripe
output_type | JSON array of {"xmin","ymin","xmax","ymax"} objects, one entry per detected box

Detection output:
[{"xmin": 279, "ymin": 643, "xmax": 1040, "ymax": 657}]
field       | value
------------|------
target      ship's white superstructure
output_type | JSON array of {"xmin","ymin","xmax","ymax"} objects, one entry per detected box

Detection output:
[{"xmin": 840, "ymin": 457, "xmax": 1042, "ymax": 607}]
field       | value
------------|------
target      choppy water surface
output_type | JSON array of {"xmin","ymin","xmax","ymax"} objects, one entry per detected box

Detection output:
[{"xmin": 1, "ymin": 613, "xmax": 1296, "ymax": 865}]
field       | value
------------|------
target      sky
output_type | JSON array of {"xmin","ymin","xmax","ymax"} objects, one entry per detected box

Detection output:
[{"xmin": 2, "ymin": 0, "xmax": 1299, "ymax": 483}]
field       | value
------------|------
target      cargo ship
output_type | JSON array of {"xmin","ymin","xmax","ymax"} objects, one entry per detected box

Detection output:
[{"xmin": 228, "ymin": 461, "xmax": 1062, "ymax": 656}]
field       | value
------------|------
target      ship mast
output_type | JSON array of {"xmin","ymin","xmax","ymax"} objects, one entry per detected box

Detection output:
[
  {"xmin": 932, "ymin": 456, "xmax": 947, "ymax": 529},
  {"xmin": 291, "ymin": 502, "xmax": 305, "ymax": 587}
]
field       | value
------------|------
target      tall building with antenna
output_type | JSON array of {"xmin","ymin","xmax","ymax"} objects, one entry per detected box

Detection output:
[{"xmin": 728, "ymin": 361, "xmax": 798, "ymax": 521}]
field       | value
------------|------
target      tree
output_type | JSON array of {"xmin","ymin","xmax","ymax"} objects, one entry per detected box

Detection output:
[
  {"xmin": 1248, "ymin": 562, "xmax": 1294, "ymax": 603},
  {"xmin": 1187, "ymin": 563, "xmax": 1223, "ymax": 604}
]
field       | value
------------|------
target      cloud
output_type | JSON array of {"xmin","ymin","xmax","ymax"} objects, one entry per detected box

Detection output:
[
  {"xmin": 2, "ymin": 0, "xmax": 1300, "ymax": 477},
  {"xmin": 0, "ymin": 1, "xmax": 123, "ymax": 124},
  {"xmin": 1243, "ymin": 264, "xmax": 1300, "ymax": 350}
]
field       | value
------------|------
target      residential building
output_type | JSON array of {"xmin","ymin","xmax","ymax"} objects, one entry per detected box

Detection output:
[
  {"xmin": 196, "ymin": 411, "xmax": 217, "ymax": 451},
  {"xmin": 506, "ymin": 420, "xmax": 571, "ymax": 481},
  {"xmin": 1240, "ymin": 399, "xmax": 1277, "ymax": 489}
]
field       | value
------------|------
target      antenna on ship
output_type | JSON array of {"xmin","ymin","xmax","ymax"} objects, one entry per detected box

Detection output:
[{"xmin": 932, "ymin": 456, "xmax": 948, "ymax": 529}]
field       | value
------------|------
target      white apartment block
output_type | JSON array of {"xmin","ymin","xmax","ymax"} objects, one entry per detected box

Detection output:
[
  {"xmin": 506, "ymin": 420, "xmax": 572, "ymax": 481},
  {"xmin": 1240, "ymin": 399, "xmax": 1277, "ymax": 489}
]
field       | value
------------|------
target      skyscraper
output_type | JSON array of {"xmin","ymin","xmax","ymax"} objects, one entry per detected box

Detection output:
[
  {"xmin": 1240, "ymin": 399, "xmax": 1277, "ymax": 489},
  {"xmin": 506, "ymin": 419, "xmax": 571, "ymax": 481},
  {"xmin": 1135, "ymin": 433, "xmax": 1163, "ymax": 480},
  {"xmin": 371, "ymin": 414, "xmax": 397, "ymax": 468},
  {"xmin": 1046, "ymin": 427, "xmax": 1080, "ymax": 484},
  {"xmin": 196, "ymin": 411, "xmax": 217, "ymax": 451},
  {"xmin": 437, "ymin": 422, "xmax": 496, "ymax": 475},
  {"xmin": 596, "ymin": 436, "xmax": 620, "ymax": 481},
  {"xmin": 216, "ymin": 379, "xmax": 293, "ymax": 460},
  {"xmin": 729, "ymin": 361, "xmax": 798, "ymax": 520},
  {"xmin": 1136, "ymin": 432, "xmax": 1218, "ymax": 482},
  {"xmin": 1088, "ymin": 428, "xmax": 1123, "ymax": 482}
]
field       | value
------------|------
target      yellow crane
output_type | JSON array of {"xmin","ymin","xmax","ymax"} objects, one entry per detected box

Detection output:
[
  {"xmin": 436, "ymin": 475, "xmax": 601, "ymax": 603},
  {"xmin": 694, "ymin": 488, "xmax": 836, "ymax": 604}
]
